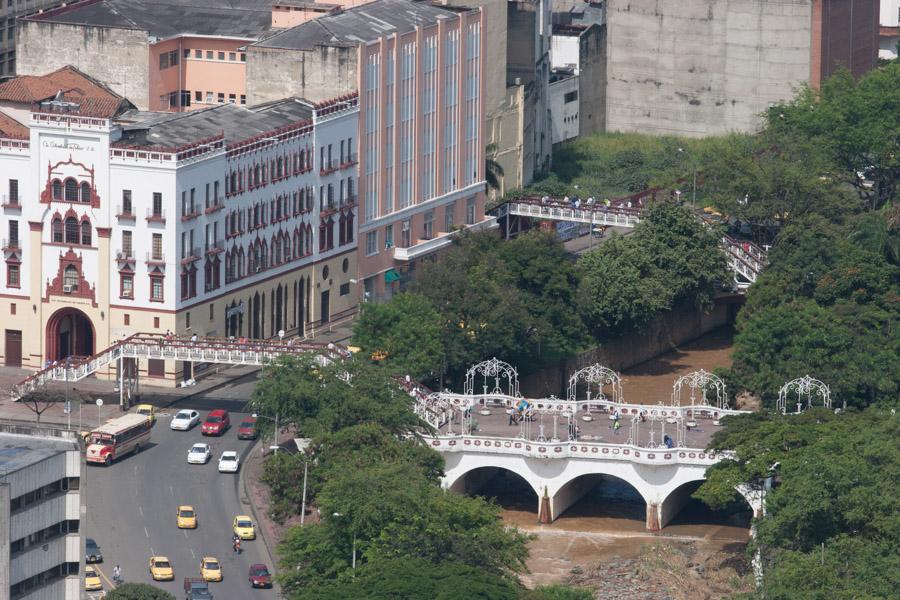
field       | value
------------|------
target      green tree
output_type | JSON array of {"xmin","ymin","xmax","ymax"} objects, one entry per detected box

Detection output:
[
  {"xmin": 486, "ymin": 143, "xmax": 505, "ymax": 194},
  {"xmin": 765, "ymin": 64, "xmax": 900, "ymax": 210},
  {"xmin": 519, "ymin": 585, "xmax": 595, "ymax": 600},
  {"xmin": 248, "ymin": 355, "xmax": 423, "ymax": 438},
  {"xmin": 697, "ymin": 406, "xmax": 900, "ymax": 599},
  {"xmin": 104, "ymin": 583, "xmax": 176, "ymax": 600},
  {"xmin": 286, "ymin": 557, "xmax": 520, "ymax": 600},
  {"xmin": 578, "ymin": 201, "xmax": 727, "ymax": 338},
  {"xmin": 261, "ymin": 450, "xmax": 310, "ymax": 524},
  {"xmin": 352, "ymin": 292, "xmax": 444, "ymax": 380}
]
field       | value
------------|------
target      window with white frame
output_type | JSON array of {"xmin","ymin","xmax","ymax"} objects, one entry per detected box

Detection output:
[{"xmin": 365, "ymin": 230, "xmax": 377, "ymax": 256}]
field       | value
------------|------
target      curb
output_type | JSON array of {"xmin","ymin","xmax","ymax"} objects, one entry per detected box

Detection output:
[{"xmin": 239, "ymin": 439, "xmax": 282, "ymax": 598}]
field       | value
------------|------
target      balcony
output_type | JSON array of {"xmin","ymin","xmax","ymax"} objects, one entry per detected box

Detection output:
[
  {"xmin": 2, "ymin": 238, "xmax": 20, "ymax": 252},
  {"xmin": 180, "ymin": 247, "xmax": 201, "ymax": 265},
  {"xmin": 205, "ymin": 239, "xmax": 224, "ymax": 255},
  {"xmin": 146, "ymin": 208, "xmax": 166, "ymax": 224},
  {"xmin": 145, "ymin": 251, "xmax": 165, "ymax": 265},
  {"xmin": 339, "ymin": 153, "xmax": 359, "ymax": 170},
  {"xmin": 340, "ymin": 194, "xmax": 357, "ymax": 208},
  {"xmin": 116, "ymin": 249, "xmax": 135, "ymax": 262},
  {"xmin": 2, "ymin": 194, "xmax": 20, "ymax": 209},
  {"xmin": 204, "ymin": 202, "xmax": 224, "ymax": 215},
  {"xmin": 116, "ymin": 205, "xmax": 136, "ymax": 220},
  {"xmin": 180, "ymin": 207, "xmax": 201, "ymax": 222},
  {"xmin": 319, "ymin": 161, "xmax": 338, "ymax": 176},
  {"xmin": 393, "ymin": 217, "xmax": 497, "ymax": 261}
]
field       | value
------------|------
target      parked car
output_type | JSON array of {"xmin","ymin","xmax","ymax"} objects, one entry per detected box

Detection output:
[
  {"xmin": 237, "ymin": 417, "xmax": 257, "ymax": 440},
  {"xmin": 85, "ymin": 538, "xmax": 103, "ymax": 563},
  {"xmin": 248, "ymin": 564, "xmax": 272, "ymax": 588},
  {"xmin": 170, "ymin": 409, "xmax": 201, "ymax": 431},
  {"xmin": 217, "ymin": 451, "xmax": 239, "ymax": 473},
  {"xmin": 201, "ymin": 410, "xmax": 230, "ymax": 436},
  {"xmin": 187, "ymin": 443, "xmax": 212, "ymax": 465}
]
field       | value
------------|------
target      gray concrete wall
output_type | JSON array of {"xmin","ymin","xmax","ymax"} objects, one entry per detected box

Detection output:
[
  {"xmin": 578, "ymin": 23, "xmax": 606, "ymax": 137},
  {"xmin": 246, "ymin": 45, "xmax": 358, "ymax": 106},
  {"xmin": 604, "ymin": 0, "xmax": 814, "ymax": 136},
  {"xmin": 16, "ymin": 21, "xmax": 150, "ymax": 109},
  {"xmin": 0, "ymin": 482, "xmax": 9, "ymax": 600},
  {"xmin": 520, "ymin": 295, "xmax": 740, "ymax": 398}
]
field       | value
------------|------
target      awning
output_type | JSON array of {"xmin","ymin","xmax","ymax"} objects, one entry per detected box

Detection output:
[{"xmin": 384, "ymin": 268, "xmax": 401, "ymax": 283}]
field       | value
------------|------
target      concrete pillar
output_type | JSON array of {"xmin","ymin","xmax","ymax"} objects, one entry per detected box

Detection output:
[{"xmin": 645, "ymin": 502, "xmax": 660, "ymax": 531}]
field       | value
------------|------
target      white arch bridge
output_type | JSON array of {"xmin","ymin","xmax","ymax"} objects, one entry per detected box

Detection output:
[{"xmin": 408, "ymin": 359, "xmax": 828, "ymax": 530}]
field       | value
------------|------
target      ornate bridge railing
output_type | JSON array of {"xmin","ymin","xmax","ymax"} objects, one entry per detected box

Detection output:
[{"xmin": 425, "ymin": 435, "xmax": 727, "ymax": 466}]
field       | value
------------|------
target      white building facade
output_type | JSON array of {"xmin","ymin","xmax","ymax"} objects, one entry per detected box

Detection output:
[
  {"xmin": 0, "ymin": 96, "xmax": 359, "ymax": 381},
  {"xmin": 0, "ymin": 425, "xmax": 83, "ymax": 600}
]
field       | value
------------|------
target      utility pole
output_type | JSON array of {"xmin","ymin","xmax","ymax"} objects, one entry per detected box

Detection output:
[{"xmin": 300, "ymin": 460, "xmax": 308, "ymax": 526}]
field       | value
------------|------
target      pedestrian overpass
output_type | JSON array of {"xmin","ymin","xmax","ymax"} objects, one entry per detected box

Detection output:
[
  {"xmin": 10, "ymin": 333, "xmax": 349, "ymax": 405},
  {"xmin": 494, "ymin": 196, "xmax": 769, "ymax": 289}
]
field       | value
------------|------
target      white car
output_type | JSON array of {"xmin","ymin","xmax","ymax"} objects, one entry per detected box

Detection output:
[
  {"xmin": 187, "ymin": 443, "xmax": 211, "ymax": 465},
  {"xmin": 218, "ymin": 451, "xmax": 239, "ymax": 473},
  {"xmin": 170, "ymin": 409, "xmax": 200, "ymax": 431}
]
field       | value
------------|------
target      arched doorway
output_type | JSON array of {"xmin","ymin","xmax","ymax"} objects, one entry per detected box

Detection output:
[{"xmin": 46, "ymin": 308, "xmax": 95, "ymax": 362}]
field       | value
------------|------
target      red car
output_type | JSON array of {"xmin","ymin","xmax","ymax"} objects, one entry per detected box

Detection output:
[
  {"xmin": 237, "ymin": 417, "xmax": 258, "ymax": 440},
  {"xmin": 201, "ymin": 409, "xmax": 230, "ymax": 436},
  {"xmin": 248, "ymin": 563, "xmax": 272, "ymax": 588}
]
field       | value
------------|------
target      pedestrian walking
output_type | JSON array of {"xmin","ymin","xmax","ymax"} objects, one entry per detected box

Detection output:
[{"xmin": 613, "ymin": 420, "xmax": 621, "ymax": 435}]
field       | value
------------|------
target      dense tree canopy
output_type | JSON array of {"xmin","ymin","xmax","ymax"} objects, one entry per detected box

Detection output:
[
  {"xmin": 578, "ymin": 201, "xmax": 727, "ymax": 338},
  {"xmin": 697, "ymin": 407, "xmax": 900, "ymax": 599},
  {"xmin": 353, "ymin": 230, "xmax": 585, "ymax": 384}
]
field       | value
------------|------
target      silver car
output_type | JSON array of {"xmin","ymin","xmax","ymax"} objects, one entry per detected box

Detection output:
[
  {"xmin": 187, "ymin": 443, "xmax": 211, "ymax": 465},
  {"xmin": 170, "ymin": 409, "xmax": 200, "ymax": 431}
]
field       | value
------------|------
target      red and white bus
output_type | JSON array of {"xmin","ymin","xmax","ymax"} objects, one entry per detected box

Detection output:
[{"xmin": 86, "ymin": 413, "xmax": 152, "ymax": 465}]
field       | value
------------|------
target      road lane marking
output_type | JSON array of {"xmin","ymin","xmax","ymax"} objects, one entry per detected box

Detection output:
[
  {"xmin": 190, "ymin": 547, "xmax": 196, "ymax": 559},
  {"xmin": 138, "ymin": 505, "xmax": 143, "ymax": 516},
  {"xmin": 94, "ymin": 564, "xmax": 115, "ymax": 589},
  {"xmin": 144, "ymin": 527, "xmax": 150, "ymax": 538},
  {"xmin": 169, "ymin": 485, "xmax": 174, "ymax": 496},
  {"xmin": 151, "ymin": 546, "xmax": 156, "ymax": 556}
]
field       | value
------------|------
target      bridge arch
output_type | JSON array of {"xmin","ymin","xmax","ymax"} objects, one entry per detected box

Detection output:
[
  {"xmin": 654, "ymin": 478, "xmax": 756, "ymax": 532},
  {"xmin": 446, "ymin": 463, "xmax": 542, "ymax": 517},
  {"xmin": 547, "ymin": 471, "xmax": 649, "ymax": 524}
]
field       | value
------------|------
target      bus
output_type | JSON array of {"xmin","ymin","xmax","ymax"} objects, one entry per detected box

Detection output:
[{"xmin": 85, "ymin": 413, "xmax": 152, "ymax": 465}]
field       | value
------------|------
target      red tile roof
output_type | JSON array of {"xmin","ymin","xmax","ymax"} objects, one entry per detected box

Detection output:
[
  {"xmin": 0, "ymin": 112, "xmax": 28, "ymax": 140},
  {"xmin": 0, "ymin": 65, "xmax": 129, "ymax": 118}
]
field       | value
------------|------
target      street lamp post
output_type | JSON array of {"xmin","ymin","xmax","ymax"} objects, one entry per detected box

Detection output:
[
  {"xmin": 332, "ymin": 513, "xmax": 356, "ymax": 570},
  {"xmin": 251, "ymin": 412, "xmax": 281, "ymax": 454}
]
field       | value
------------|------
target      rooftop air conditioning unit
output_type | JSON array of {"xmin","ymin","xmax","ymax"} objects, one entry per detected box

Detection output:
[{"xmin": 63, "ymin": 285, "xmax": 73, "ymax": 293}]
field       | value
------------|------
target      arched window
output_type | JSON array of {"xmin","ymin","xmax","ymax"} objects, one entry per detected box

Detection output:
[
  {"xmin": 80, "ymin": 221, "xmax": 91, "ymax": 245},
  {"xmin": 64, "ymin": 217, "xmax": 78, "ymax": 244},
  {"xmin": 80, "ymin": 182, "xmax": 91, "ymax": 203},
  {"xmin": 273, "ymin": 236, "xmax": 282, "ymax": 265},
  {"xmin": 63, "ymin": 265, "xmax": 79, "ymax": 289},
  {"xmin": 52, "ymin": 180, "xmax": 62, "ymax": 200},
  {"xmin": 52, "ymin": 217, "xmax": 63, "ymax": 243},
  {"xmin": 64, "ymin": 179, "xmax": 78, "ymax": 202},
  {"xmin": 238, "ymin": 248, "xmax": 245, "ymax": 277},
  {"xmin": 293, "ymin": 231, "xmax": 301, "ymax": 258},
  {"xmin": 283, "ymin": 235, "xmax": 290, "ymax": 260}
]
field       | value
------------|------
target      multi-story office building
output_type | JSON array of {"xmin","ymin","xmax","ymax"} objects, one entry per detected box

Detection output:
[
  {"xmin": 247, "ymin": 0, "xmax": 493, "ymax": 300},
  {"xmin": 0, "ymin": 423, "xmax": 83, "ymax": 600},
  {"xmin": 0, "ymin": 67, "xmax": 358, "ymax": 380}
]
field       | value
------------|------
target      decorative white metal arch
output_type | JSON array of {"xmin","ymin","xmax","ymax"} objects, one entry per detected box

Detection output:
[
  {"xmin": 776, "ymin": 375, "xmax": 831, "ymax": 414},
  {"xmin": 672, "ymin": 369, "xmax": 728, "ymax": 409},
  {"xmin": 464, "ymin": 357, "xmax": 520, "ymax": 397},
  {"xmin": 567, "ymin": 364, "xmax": 624, "ymax": 404}
]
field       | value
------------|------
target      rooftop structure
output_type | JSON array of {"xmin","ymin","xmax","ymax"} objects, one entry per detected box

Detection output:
[{"xmin": 27, "ymin": 0, "xmax": 274, "ymax": 39}]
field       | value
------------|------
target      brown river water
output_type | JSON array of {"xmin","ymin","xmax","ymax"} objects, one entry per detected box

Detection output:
[{"xmin": 493, "ymin": 327, "xmax": 751, "ymax": 587}]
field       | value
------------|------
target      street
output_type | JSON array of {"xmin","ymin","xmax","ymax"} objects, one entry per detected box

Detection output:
[{"xmin": 83, "ymin": 374, "xmax": 277, "ymax": 600}]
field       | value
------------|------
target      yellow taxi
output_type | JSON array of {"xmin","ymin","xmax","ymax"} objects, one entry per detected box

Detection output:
[
  {"xmin": 200, "ymin": 557, "xmax": 223, "ymax": 582},
  {"xmin": 133, "ymin": 403, "xmax": 157, "ymax": 426},
  {"xmin": 149, "ymin": 556, "xmax": 174, "ymax": 581},
  {"xmin": 232, "ymin": 515, "xmax": 256, "ymax": 540},
  {"xmin": 177, "ymin": 505, "xmax": 197, "ymax": 529},
  {"xmin": 84, "ymin": 565, "xmax": 103, "ymax": 591}
]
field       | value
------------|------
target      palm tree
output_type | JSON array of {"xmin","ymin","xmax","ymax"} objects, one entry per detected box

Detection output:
[{"xmin": 485, "ymin": 143, "xmax": 504, "ymax": 194}]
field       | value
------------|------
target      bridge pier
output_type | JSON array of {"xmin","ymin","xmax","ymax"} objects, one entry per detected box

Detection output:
[{"xmin": 548, "ymin": 476, "xmax": 595, "ymax": 523}]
